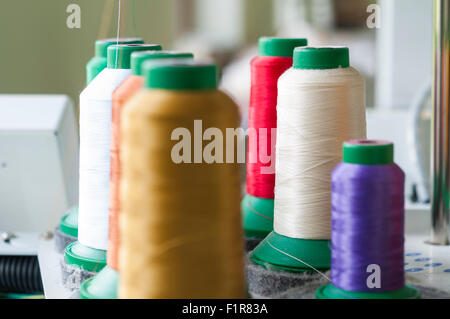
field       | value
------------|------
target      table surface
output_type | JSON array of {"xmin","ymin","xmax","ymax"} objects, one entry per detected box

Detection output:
[{"xmin": 38, "ymin": 206, "xmax": 450, "ymax": 299}]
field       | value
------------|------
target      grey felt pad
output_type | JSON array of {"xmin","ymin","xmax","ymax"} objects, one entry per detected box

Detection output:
[
  {"xmin": 60, "ymin": 257, "xmax": 95, "ymax": 290},
  {"xmin": 246, "ymin": 255, "xmax": 450, "ymax": 299},
  {"xmin": 246, "ymin": 255, "xmax": 329, "ymax": 298},
  {"xmin": 54, "ymin": 226, "xmax": 77, "ymax": 254}
]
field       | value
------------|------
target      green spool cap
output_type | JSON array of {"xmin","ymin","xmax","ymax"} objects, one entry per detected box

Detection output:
[
  {"xmin": 95, "ymin": 38, "xmax": 143, "ymax": 58},
  {"xmin": 343, "ymin": 140, "xmax": 394, "ymax": 165},
  {"xmin": 144, "ymin": 61, "xmax": 218, "ymax": 90},
  {"xmin": 293, "ymin": 47, "xmax": 350, "ymax": 69},
  {"xmin": 131, "ymin": 50, "xmax": 194, "ymax": 76},
  {"xmin": 258, "ymin": 37, "xmax": 308, "ymax": 57},
  {"xmin": 107, "ymin": 44, "xmax": 162, "ymax": 69},
  {"xmin": 86, "ymin": 38, "xmax": 144, "ymax": 84},
  {"xmin": 59, "ymin": 206, "xmax": 78, "ymax": 237}
]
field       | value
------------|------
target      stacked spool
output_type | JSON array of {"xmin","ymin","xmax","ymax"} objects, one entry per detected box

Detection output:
[
  {"xmin": 118, "ymin": 61, "xmax": 245, "ymax": 298},
  {"xmin": 62, "ymin": 43, "xmax": 162, "ymax": 289},
  {"xmin": 317, "ymin": 140, "xmax": 420, "ymax": 299},
  {"xmin": 79, "ymin": 51, "xmax": 194, "ymax": 299},
  {"xmin": 55, "ymin": 38, "xmax": 145, "ymax": 253},
  {"xmin": 247, "ymin": 47, "xmax": 366, "ymax": 297},
  {"xmin": 242, "ymin": 37, "xmax": 307, "ymax": 251}
]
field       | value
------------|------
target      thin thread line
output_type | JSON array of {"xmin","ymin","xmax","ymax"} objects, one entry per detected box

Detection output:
[
  {"xmin": 266, "ymin": 240, "xmax": 331, "ymax": 282},
  {"xmin": 132, "ymin": 0, "xmax": 137, "ymax": 37},
  {"xmin": 115, "ymin": 0, "xmax": 121, "ymax": 68},
  {"xmin": 97, "ymin": 0, "xmax": 114, "ymax": 40},
  {"xmin": 121, "ymin": 0, "xmax": 126, "ymax": 39},
  {"xmin": 247, "ymin": 200, "xmax": 273, "ymax": 221}
]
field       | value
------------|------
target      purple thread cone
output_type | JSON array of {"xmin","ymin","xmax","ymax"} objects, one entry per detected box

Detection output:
[{"xmin": 330, "ymin": 163, "xmax": 405, "ymax": 292}]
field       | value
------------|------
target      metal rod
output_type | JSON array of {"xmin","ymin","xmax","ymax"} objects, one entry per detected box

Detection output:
[{"xmin": 430, "ymin": 0, "xmax": 450, "ymax": 245}]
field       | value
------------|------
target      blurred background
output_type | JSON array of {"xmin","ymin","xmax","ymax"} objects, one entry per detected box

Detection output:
[{"xmin": 0, "ymin": 0, "xmax": 433, "ymax": 203}]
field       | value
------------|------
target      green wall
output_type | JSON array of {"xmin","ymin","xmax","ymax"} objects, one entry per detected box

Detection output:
[{"xmin": 0, "ymin": 0, "xmax": 176, "ymax": 106}]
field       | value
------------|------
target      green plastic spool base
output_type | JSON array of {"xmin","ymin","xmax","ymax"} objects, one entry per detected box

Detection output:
[
  {"xmin": 64, "ymin": 241, "xmax": 107, "ymax": 273},
  {"xmin": 59, "ymin": 206, "xmax": 78, "ymax": 237},
  {"xmin": 241, "ymin": 194, "xmax": 274, "ymax": 239},
  {"xmin": 80, "ymin": 265, "xmax": 118, "ymax": 299},
  {"xmin": 316, "ymin": 284, "xmax": 420, "ymax": 299},
  {"xmin": 250, "ymin": 231, "xmax": 330, "ymax": 272}
]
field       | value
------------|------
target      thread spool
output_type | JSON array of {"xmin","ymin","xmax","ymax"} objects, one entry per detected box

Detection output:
[
  {"xmin": 316, "ymin": 140, "xmax": 420, "ymax": 299},
  {"xmin": 242, "ymin": 37, "xmax": 307, "ymax": 251},
  {"xmin": 118, "ymin": 61, "xmax": 245, "ymax": 298},
  {"xmin": 64, "ymin": 44, "xmax": 162, "ymax": 289},
  {"xmin": 108, "ymin": 51, "xmax": 193, "ymax": 269},
  {"xmin": 79, "ymin": 51, "xmax": 193, "ymax": 299},
  {"xmin": 57, "ymin": 38, "xmax": 145, "ymax": 249},
  {"xmin": 85, "ymin": 38, "xmax": 143, "ymax": 84},
  {"xmin": 250, "ymin": 47, "xmax": 366, "ymax": 280}
]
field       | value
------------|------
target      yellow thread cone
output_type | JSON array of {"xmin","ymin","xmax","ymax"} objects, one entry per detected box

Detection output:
[{"xmin": 119, "ymin": 88, "xmax": 245, "ymax": 298}]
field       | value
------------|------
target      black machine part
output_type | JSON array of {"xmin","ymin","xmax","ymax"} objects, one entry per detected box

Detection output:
[{"xmin": 0, "ymin": 255, "xmax": 43, "ymax": 294}]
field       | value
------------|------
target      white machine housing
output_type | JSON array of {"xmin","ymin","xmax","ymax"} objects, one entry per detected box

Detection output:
[{"xmin": 0, "ymin": 94, "xmax": 78, "ymax": 254}]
